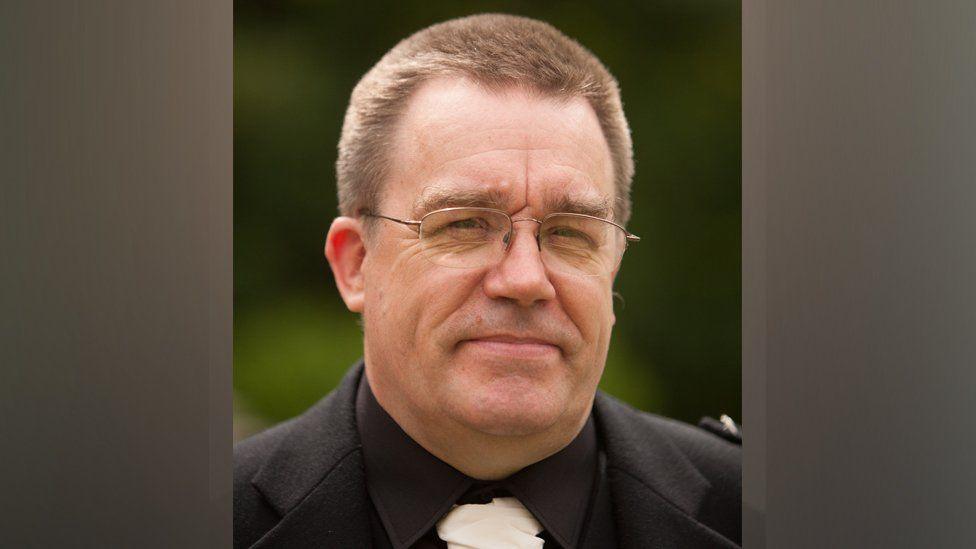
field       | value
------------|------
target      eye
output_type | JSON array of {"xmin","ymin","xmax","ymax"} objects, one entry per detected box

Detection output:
[
  {"xmin": 448, "ymin": 217, "xmax": 489, "ymax": 230},
  {"xmin": 550, "ymin": 226, "xmax": 584, "ymax": 238},
  {"xmin": 546, "ymin": 226, "xmax": 595, "ymax": 246},
  {"xmin": 438, "ymin": 216, "xmax": 497, "ymax": 243}
]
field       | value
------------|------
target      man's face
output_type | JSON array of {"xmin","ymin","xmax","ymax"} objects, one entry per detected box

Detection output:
[{"xmin": 361, "ymin": 77, "xmax": 618, "ymax": 438}]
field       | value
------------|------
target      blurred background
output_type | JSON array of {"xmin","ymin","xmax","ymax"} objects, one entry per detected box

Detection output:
[{"xmin": 234, "ymin": 0, "xmax": 740, "ymax": 441}]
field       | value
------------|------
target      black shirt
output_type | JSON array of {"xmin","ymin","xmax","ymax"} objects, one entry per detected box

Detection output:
[{"xmin": 356, "ymin": 375, "xmax": 616, "ymax": 549}]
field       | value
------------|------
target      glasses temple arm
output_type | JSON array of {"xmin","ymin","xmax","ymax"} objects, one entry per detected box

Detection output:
[{"xmin": 361, "ymin": 212, "xmax": 422, "ymax": 228}]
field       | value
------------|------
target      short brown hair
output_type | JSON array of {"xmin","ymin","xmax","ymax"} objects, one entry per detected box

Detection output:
[{"xmin": 336, "ymin": 13, "xmax": 635, "ymax": 224}]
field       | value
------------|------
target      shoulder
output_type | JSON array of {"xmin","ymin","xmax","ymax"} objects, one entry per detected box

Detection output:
[
  {"xmin": 640, "ymin": 411, "xmax": 740, "ymax": 477},
  {"xmin": 594, "ymin": 391, "xmax": 741, "ymax": 500},
  {"xmin": 234, "ymin": 416, "xmax": 299, "ymax": 499},
  {"xmin": 233, "ymin": 363, "xmax": 364, "ymax": 547},
  {"xmin": 595, "ymin": 393, "xmax": 741, "ymax": 545},
  {"xmin": 596, "ymin": 391, "xmax": 740, "ymax": 454},
  {"xmin": 234, "ymin": 361, "xmax": 363, "ymax": 488},
  {"xmin": 233, "ymin": 418, "xmax": 301, "ymax": 547},
  {"xmin": 649, "ymin": 413, "xmax": 741, "ymax": 495},
  {"xmin": 234, "ymin": 415, "xmax": 299, "ymax": 480}
]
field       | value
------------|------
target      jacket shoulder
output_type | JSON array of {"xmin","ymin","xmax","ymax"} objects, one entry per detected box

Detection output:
[
  {"xmin": 234, "ymin": 415, "xmax": 299, "ymax": 480},
  {"xmin": 596, "ymin": 392, "xmax": 740, "ymax": 470},
  {"xmin": 594, "ymin": 392, "xmax": 741, "ymax": 543},
  {"xmin": 233, "ymin": 363, "xmax": 365, "ymax": 548},
  {"xmin": 233, "ymin": 418, "xmax": 300, "ymax": 547},
  {"xmin": 646, "ymin": 412, "xmax": 741, "ymax": 493}
]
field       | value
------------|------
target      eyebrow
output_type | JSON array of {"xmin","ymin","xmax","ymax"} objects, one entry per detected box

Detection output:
[
  {"xmin": 543, "ymin": 192, "xmax": 614, "ymax": 219},
  {"xmin": 412, "ymin": 187, "xmax": 507, "ymax": 218},
  {"xmin": 411, "ymin": 186, "xmax": 614, "ymax": 220}
]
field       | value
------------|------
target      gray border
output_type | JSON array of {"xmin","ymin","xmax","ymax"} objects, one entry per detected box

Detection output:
[
  {"xmin": 744, "ymin": 0, "xmax": 976, "ymax": 546},
  {"xmin": 0, "ymin": 2, "xmax": 232, "ymax": 546}
]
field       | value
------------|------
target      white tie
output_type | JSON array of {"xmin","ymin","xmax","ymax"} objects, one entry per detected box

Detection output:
[{"xmin": 435, "ymin": 496, "xmax": 545, "ymax": 549}]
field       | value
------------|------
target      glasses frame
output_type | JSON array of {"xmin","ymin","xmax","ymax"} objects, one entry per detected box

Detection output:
[{"xmin": 361, "ymin": 206, "xmax": 640, "ymax": 273}]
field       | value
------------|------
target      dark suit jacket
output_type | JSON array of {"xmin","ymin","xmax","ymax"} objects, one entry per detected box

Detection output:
[{"xmin": 234, "ymin": 363, "xmax": 741, "ymax": 548}]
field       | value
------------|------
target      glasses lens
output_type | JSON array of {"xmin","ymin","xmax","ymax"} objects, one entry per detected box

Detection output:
[
  {"xmin": 419, "ymin": 208, "xmax": 510, "ymax": 268},
  {"xmin": 539, "ymin": 214, "xmax": 626, "ymax": 276}
]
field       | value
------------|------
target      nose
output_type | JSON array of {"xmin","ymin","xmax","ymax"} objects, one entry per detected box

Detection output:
[{"xmin": 482, "ymin": 223, "xmax": 556, "ymax": 307}]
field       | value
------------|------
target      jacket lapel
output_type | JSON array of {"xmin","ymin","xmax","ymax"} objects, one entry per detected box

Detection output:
[
  {"xmin": 594, "ymin": 392, "xmax": 739, "ymax": 549},
  {"xmin": 248, "ymin": 362, "xmax": 373, "ymax": 548}
]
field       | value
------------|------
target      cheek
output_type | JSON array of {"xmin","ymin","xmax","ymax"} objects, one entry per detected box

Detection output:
[
  {"xmin": 365, "ymin": 244, "xmax": 483, "ymax": 351},
  {"xmin": 553, "ymin": 275, "xmax": 615, "ymax": 349},
  {"xmin": 409, "ymin": 269, "xmax": 485, "ymax": 341},
  {"xmin": 364, "ymin": 239, "xmax": 427, "ymax": 314}
]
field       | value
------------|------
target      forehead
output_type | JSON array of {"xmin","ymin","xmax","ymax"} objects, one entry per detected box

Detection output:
[{"xmin": 384, "ymin": 77, "xmax": 615, "ymax": 217}]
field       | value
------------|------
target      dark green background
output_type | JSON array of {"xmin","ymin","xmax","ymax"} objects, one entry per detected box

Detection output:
[{"xmin": 234, "ymin": 0, "xmax": 740, "ymax": 439}]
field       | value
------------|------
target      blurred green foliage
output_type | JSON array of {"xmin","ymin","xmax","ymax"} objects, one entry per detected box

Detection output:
[{"xmin": 234, "ymin": 0, "xmax": 740, "ymax": 435}]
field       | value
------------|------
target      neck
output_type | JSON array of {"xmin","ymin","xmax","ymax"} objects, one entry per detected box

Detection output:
[{"xmin": 365, "ymin": 367, "xmax": 591, "ymax": 481}]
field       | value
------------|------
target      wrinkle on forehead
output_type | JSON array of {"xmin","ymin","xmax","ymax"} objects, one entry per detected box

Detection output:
[
  {"xmin": 407, "ymin": 124, "xmax": 609, "ymax": 186},
  {"xmin": 386, "ymin": 77, "xmax": 615, "ymax": 217}
]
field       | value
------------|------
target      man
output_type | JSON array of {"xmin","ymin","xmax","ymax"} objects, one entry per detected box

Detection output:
[{"xmin": 235, "ymin": 14, "xmax": 740, "ymax": 549}]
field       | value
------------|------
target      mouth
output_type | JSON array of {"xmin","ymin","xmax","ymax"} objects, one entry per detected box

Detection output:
[{"xmin": 458, "ymin": 335, "xmax": 562, "ymax": 360}]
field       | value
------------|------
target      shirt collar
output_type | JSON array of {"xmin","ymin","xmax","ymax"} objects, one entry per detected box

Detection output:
[{"xmin": 356, "ymin": 373, "xmax": 597, "ymax": 549}]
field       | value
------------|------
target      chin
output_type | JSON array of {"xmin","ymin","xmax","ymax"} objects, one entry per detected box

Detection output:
[{"xmin": 447, "ymin": 374, "xmax": 572, "ymax": 437}]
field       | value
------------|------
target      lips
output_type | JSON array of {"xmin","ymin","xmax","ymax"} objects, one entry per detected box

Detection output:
[
  {"xmin": 459, "ymin": 334, "xmax": 563, "ymax": 359},
  {"xmin": 471, "ymin": 335, "xmax": 558, "ymax": 346}
]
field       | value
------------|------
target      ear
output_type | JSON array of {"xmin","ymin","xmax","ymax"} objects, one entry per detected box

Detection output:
[{"xmin": 325, "ymin": 216, "xmax": 366, "ymax": 313}]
